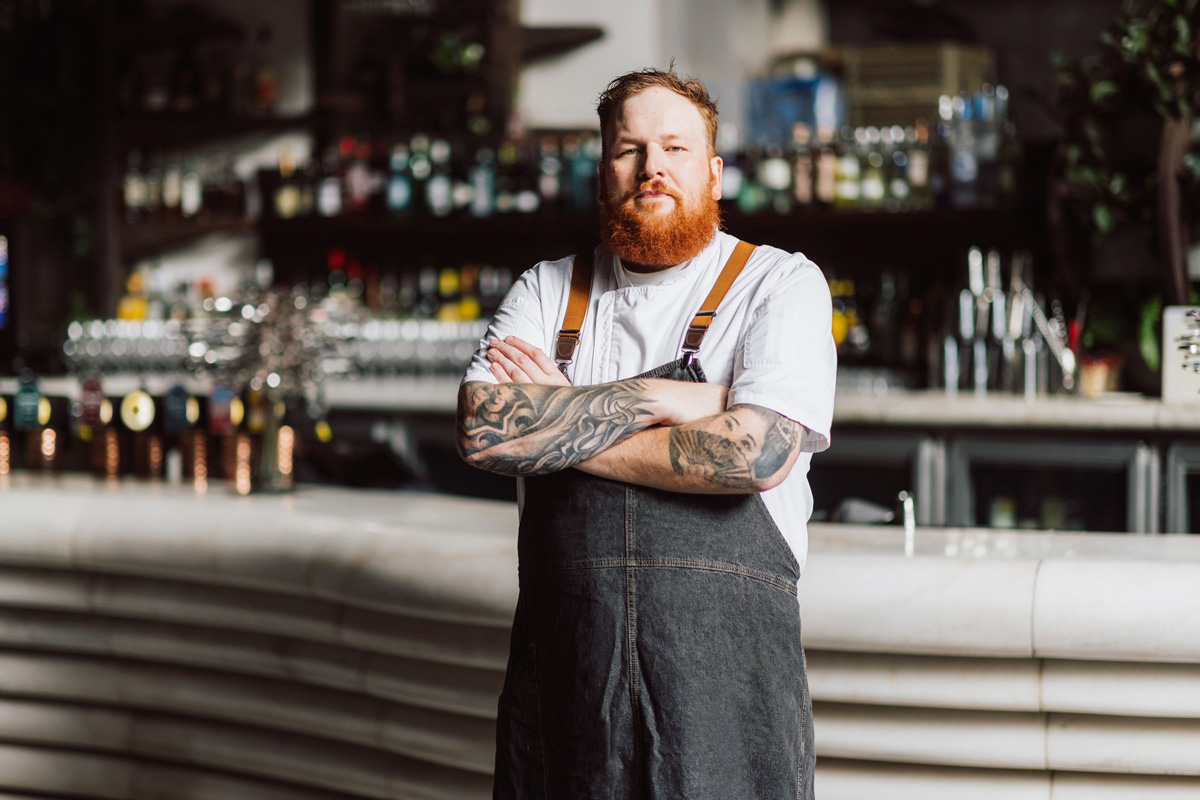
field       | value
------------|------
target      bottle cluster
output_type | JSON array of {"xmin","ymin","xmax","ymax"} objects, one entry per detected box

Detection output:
[
  {"xmin": 267, "ymin": 131, "xmax": 604, "ymax": 222},
  {"xmin": 724, "ymin": 85, "xmax": 1019, "ymax": 215},
  {"xmin": 121, "ymin": 149, "xmax": 250, "ymax": 224},
  {"xmin": 116, "ymin": 22, "xmax": 279, "ymax": 118}
]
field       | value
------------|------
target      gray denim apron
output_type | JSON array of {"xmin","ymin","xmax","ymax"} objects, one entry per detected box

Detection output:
[{"xmin": 493, "ymin": 244, "xmax": 815, "ymax": 799}]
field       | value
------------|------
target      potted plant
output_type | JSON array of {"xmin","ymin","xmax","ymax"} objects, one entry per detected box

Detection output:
[{"xmin": 1051, "ymin": 0, "xmax": 1200, "ymax": 391}]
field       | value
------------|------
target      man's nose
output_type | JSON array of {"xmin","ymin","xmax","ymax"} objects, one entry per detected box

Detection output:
[{"xmin": 639, "ymin": 145, "xmax": 666, "ymax": 179}]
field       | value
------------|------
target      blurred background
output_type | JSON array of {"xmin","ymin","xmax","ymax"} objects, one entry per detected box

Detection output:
[{"xmin": 3, "ymin": 0, "xmax": 1200, "ymax": 531}]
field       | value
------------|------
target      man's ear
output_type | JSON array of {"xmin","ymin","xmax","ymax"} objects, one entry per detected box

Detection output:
[
  {"xmin": 710, "ymin": 156, "xmax": 723, "ymax": 201},
  {"xmin": 597, "ymin": 161, "xmax": 607, "ymax": 205}
]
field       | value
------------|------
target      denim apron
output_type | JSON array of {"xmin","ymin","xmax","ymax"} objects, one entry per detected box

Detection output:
[{"xmin": 493, "ymin": 244, "xmax": 815, "ymax": 800}]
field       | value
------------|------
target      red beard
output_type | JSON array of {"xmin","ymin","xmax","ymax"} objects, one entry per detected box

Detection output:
[{"xmin": 599, "ymin": 178, "xmax": 723, "ymax": 270}]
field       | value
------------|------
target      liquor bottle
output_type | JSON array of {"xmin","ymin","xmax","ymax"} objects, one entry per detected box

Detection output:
[
  {"xmin": 994, "ymin": 85, "xmax": 1021, "ymax": 208},
  {"xmin": 273, "ymin": 147, "xmax": 302, "ymax": 219},
  {"xmin": 513, "ymin": 141, "xmax": 541, "ymax": 214},
  {"xmin": 169, "ymin": 46, "xmax": 202, "ymax": 113},
  {"xmin": 757, "ymin": 145, "xmax": 792, "ymax": 215},
  {"xmin": 436, "ymin": 266, "xmax": 462, "ymax": 321},
  {"xmin": 408, "ymin": 134, "xmax": 433, "ymax": 217},
  {"xmin": 143, "ymin": 154, "xmax": 163, "ymax": 221},
  {"xmin": 180, "ymin": 158, "xmax": 202, "ymax": 218},
  {"xmin": 123, "ymin": 151, "xmax": 149, "ymax": 224},
  {"xmin": 813, "ymin": 125, "xmax": 838, "ymax": 208},
  {"xmin": 716, "ymin": 125, "xmax": 744, "ymax": 207},
  {"xmin": 459, "ymin": 264, "xmax": 482, "ymax": 321},
  {"xmin": 387, "ymin": 140, "xmax": 414, "ymax": 216},
  {"xmin": 859, "ymin": 127, "xmax": 886, "ymax": 211},
  {"xmin": 932, "ymin": 96, "xmax": 954, "ymax": 209},
  {"xmin": 344, "ymin": 136, "xmax": 372, "ymax": 216},
  {"xmin": 426, "ymin": 138, "xmax": 454, "ymax": 218},
  {"xmin": 906, "ymin": 124, "xmax": 933, "ymax": 211},
  {"xmin": 537, "ymin": 136, "xmax": 563, "ymax": 213},
  {"xmin": 251, "ymin": 26, "xmax": 279, "ymax": 116},
  {"xmin": 162, "ymin": 150, "xmax": 183, "ymax": 219},
  {"xmin": 470, "ymin": 147, "xmax": 497, "ymax": 218},
  {"xmin": 736, "ymin": 146, "xmax": 767, "ymax": 214},
  {"xmin": 974, "ymin": 86, "xmax": 1000, "ymax": 208},
  {"xmin": 882, "ymin": 125, "xmax": 910, "ymax": 212},
  {"xmin": 833, "ymin": 127, "xmax": 861, "ymax": 211},
  {"xmin": 494, "ymin": 142, "xmax": 518, "ymax": 214},
  {"xmin": 417, "ymin": 266, "xmax": 440, "ymax": 318},
  {"xmin": 790, "ymin": 123, "xmax": 814, "ymax": 209},
  {"xmin": 316, "ymin": 144, "xmax": 344, "ymax": 218},
  {"xmin": 161, "ymin": 383, "xmax": 195, "ymax": 485},
  {"xmin": 949, "ymin": 93, "xmax": 979, "ymax": 208},
  {"xmin": 120, "ymin": 388, "xmax": 160, "ymax": 479}
]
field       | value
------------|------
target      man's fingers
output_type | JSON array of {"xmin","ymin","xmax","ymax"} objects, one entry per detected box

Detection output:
[
  {"xmin": 504, "ymin": 336, "xmax": 559, "ymax": 374},
  {"xmin": 488, "ymin": 347, "xmax": 531, "ymax": 383}
]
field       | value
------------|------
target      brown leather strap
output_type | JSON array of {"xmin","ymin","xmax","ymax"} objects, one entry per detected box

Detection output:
[
  {"xmin": 554, "ymin": 249, "xmax": 594, "ymax": 370},
  {"xmin": 683, "ymin": 240, "xmax": 757, "ymax": 353}
]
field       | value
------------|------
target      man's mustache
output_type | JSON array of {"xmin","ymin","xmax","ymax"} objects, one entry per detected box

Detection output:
[{"xmin": 622, "ymin": 179, "xmax": 682, "ymax": 205}]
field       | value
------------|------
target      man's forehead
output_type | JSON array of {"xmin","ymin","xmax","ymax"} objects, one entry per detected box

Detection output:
[{"xmin": 607, "ymin": 89, "xmax": 706, "ymax": 139}]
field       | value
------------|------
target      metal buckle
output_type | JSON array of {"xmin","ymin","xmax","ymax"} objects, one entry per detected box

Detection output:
[{"xmin": 682, "ymin": 325, "xmax": 707, "ymax": 352}]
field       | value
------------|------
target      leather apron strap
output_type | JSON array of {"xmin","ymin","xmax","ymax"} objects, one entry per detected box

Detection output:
[
  {"xmin": 554, "ymin": 250, "xmax": 594, "ymax": 375},
  {"xmin": 682, "ymin": 239, "xmax": 757, "ymax": 354},
  {"xmin": 554, "ymin": 240, "xmax": 758, "ymax": 374}
]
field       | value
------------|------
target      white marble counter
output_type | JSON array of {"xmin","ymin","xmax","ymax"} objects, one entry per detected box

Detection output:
[{"xmin": 3, "ymin": 474, "xmax": 1200, "ymax": 799}]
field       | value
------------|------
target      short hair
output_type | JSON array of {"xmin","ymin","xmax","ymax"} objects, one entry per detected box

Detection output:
[{"xmin": 596, "ymin": 66, "xmax": 719, "ymax": 159}]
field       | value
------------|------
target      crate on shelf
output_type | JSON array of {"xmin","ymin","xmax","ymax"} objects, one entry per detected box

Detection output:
[{"xmin": 841, "ymin": 43, "xmax": 995, "ymax": 128}]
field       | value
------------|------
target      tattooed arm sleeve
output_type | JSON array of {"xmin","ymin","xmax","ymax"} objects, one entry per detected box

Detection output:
[
  {"xmin": 456, "ymin": 379, "xmax": 668, "ymax": 476},
  {"xmin": 574, "ymin": 403, "xmax": 805, "ymax": 494}
]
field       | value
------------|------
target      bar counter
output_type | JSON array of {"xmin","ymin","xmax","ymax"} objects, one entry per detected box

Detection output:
[
  {"xmin": 3, "ymin": 474, "xmax": 1200, "ymax": 799},
  {"xmin": 8, "ymin": 374, "xmax": 1200, "ymax": 429}
]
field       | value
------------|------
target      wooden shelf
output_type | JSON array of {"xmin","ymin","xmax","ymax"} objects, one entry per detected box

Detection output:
[
  {"xmin": 121, "ymin": 217, "xmax": 255, "ymax": 260},
  {"xmin": 257, "ymin": 206, "xmax": 1027, "ymax": 275},
  {"xmin": 117, "ymin": 113, "xmax": 313, "ymax": 149}
]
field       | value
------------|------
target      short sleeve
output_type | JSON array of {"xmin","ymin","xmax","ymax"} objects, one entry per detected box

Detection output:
[
  {"xmin": 727, "ymin": 258, "xmax": 836, "ymax": 452},
  {"xmin": 461, "ymin": 267, "xmax": 546, "ymax": 385}
]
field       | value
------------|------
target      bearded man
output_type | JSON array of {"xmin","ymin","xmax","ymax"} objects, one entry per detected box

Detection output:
[{"xmin": 457, "ymin": 66, "xmax": 836, "ymax": 800}]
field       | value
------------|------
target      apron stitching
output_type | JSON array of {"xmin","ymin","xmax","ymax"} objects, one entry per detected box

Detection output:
[
  {"xmin": 521, "ymin": 558, "xmax": 798, "ymax": 596},
  {"xmin": 624, "ymin": 485, "xmax": 644, "ymax": 773}
]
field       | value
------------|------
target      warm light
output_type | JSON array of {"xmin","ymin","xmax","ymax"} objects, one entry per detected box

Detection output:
[
  {"xmin": 278, "ymin": 425, "xmax": 294, "ymax": 482},
  {"xmin": 40, "ymin": 429, "xmax": 56, "ymax": 468},
  {"xmin": 148, "ymin": 435, "xmax": 163, "ymax": 478},
  {"xmin": 235, "ymin": 433, "xmax": 252, "ymax": 495},
  {"xmin": 0, "ymin": 431, "xmax": 9, "ymax": 476},
  {"xmin": 192, "ymin": 432, "xmax": 208, "ymax": 492},
  {"xmin": 105, "ymin": 427, "xmax": 120, "ymax": 478}
]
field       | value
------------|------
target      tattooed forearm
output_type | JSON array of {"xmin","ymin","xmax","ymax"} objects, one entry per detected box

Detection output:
[
  {"xmin": 668, "ymin": 404, "xmax": 801, "ymax": 490},
  {"xmin": 457, "ymin": 380, "xmax": 661, "ymax": 476}
]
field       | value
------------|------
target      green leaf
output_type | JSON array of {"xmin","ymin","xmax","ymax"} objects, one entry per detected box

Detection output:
[
  {"xmin": 1066, "ymin": 144, "xmax": 1084, "ymax": 165},
  {"xmin": 1183, "ymin": 153, "xmax": 1200, "ymax": 180},
  {"xmin": 1110, "ymin": 172, "xmax": 1127, "ymax": 194},
  {"xmin": 1089, "ymin": 80, "xmax": 1122, "ymax": 105},
  {"xmin": 1093, "ymin": 203, "xmax": 1114, "ymax": 233}
]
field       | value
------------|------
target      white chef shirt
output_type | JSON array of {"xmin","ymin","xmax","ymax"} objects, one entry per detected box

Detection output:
[{"xmin": 462, "ymin": 230, "xmax": 836, "ymax": 574}]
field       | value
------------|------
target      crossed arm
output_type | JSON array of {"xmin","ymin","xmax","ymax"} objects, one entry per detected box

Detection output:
[{"xmin": 456, "ymin": 337, "xmax": 804, "ymax": 494}]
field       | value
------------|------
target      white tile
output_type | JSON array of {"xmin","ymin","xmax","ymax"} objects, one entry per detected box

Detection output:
[
  {"xmin": 1034, "ymin": 561, "xmax": 1200, "ymax": 661},
  {"xmin": 1043, "ymin": 659, "xmax": 1200, "ymax": 717},
  {"xmin": 808, "ymin": 651, "xmax": 1041, "ymax": 711},
  {"xmin": 816, "ymin": 759, "xmax": 1050, "ymax": 800},
  {"xmin": 800, "ymin": 554, "xmax": 1039, "ymax": 656},
  {"xmin": 814, "ymin": 703, "xmax": 1048, "ymax": 770},
  {"xmin": 1047, "ymin": 713, "xmax": 1200, "ymax": 775}
]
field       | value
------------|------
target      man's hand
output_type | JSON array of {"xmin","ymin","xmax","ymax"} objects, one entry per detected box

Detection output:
[{"xmin": 487, "ymin": 336, "xmax": 571, "ymax": 386}]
